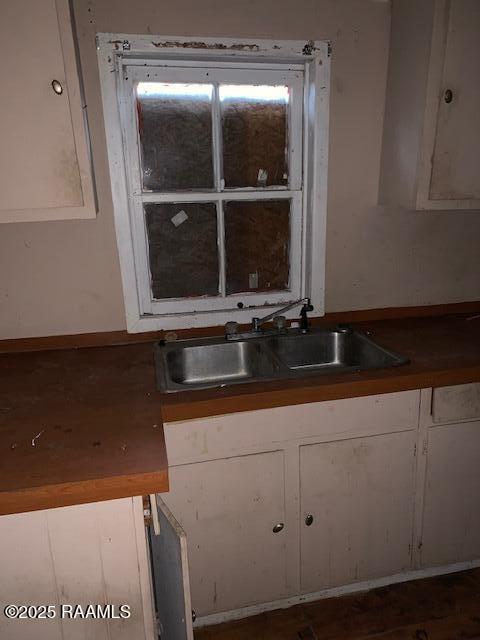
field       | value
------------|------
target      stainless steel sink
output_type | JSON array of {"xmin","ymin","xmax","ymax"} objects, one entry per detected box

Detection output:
[
  {"xmin": 157, "ymin": 339, "xmax": 281, "ymax": 391},
  {"xmin": 265, "ymin": 330, "xmax": 407, "ymax": 373},
  {"xmin": 155, "ymin": 328, "xmax": 409, "ymax": 392}
]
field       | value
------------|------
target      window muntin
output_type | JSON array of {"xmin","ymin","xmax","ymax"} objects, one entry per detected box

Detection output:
[{"xmin": 121, "ymin": 64, "xmax": 304, "ymax": 315}]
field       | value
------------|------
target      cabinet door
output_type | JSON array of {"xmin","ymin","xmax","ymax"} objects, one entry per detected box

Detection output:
[
  {"xmin": 162, "ymin": 451, "xmax": 288, "ymax": 616},
  {"xmin": 421, "ymin": 421, "xmax": 480, "ymax": 567},
  {"xmin": 0, "ymin": 0, "xmax": 95, "ymax": 222},
  {"xmin": 149, "ymin": 497, "xmax": 194, "ymax": 640},
  {"xmin": 429, "ymin": 0, "xmax": 480, "ymax": 202},
  {"xmin": 300, "ymin": 432, "xmax": 416, "ymax": 593}
]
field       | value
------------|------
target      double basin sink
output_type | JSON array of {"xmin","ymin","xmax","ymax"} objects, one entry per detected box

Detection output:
[{"xmin": 155, "ymin": 327, "xmax": 409, "ymax": 393}]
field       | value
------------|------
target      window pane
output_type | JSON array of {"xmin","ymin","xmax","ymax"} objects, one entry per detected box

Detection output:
[
  {"xmin": 145, "ymin": 202, "xmax": 219, "ymax": 299},
  {"xmin": 224, "ymin": 200, "xmax": 290, "ymax": 295},
  {"xmin": 136, "ymin": 83, "xmax": 214, "ymax": 191},
  {"xmin": 220, "ymin": 85, "xmax": 289, "ymax": 189}
]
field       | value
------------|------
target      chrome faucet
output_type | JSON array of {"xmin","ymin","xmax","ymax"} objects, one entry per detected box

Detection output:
[
  {"xmin": 252, "ymin": 297, "xmax": 313, "ymax": 332},
  {"xmin": 225, "ymin": 298, "xmax": 314, "ymax": 341}
]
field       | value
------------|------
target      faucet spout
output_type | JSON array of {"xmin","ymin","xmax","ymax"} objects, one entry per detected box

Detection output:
[
  {"xmin": 225, "ymin": 298, "xmax": 314, "ymax": 341},
  {"xmin": 252, "ymin": 297, "xmax": 313, "ymax": 332}
]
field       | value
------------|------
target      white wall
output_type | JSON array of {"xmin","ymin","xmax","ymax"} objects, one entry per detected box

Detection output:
[{"xmin": 1, "ymin": 0, "xmax": 479, "ymax": 339}]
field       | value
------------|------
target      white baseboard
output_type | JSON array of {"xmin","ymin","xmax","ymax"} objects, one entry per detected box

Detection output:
[{"xmin": 195, "ymin": 558, "xmax": 480, "ymax": 629}]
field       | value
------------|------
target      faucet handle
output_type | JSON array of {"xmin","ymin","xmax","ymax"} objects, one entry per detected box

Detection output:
[
  {"xmin": 273, "ymin": 315, "xmax": 287, "ymax": 332},
  {"xmin": 225, "ymin": 321, "xmax": 240, "ymax": 338},
  {"xmin": 252, "ymin": 317, "xmax": 261, "ymax": 332}
]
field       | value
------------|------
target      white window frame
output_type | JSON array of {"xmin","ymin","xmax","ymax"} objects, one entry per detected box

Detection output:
[{"xmin": 97, "ymin": 34, "xmax": 331, "ymax": 333}]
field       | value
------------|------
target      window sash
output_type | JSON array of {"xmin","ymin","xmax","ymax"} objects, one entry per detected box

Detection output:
[
  {"xmin": 118, "ymin": 63, "xmax": 305, "ymax": 316},
  {"xmin": 122, "ymin": 64, "xmax": 304, "ymax": 194},
  {"xmin": 130, "ymin": 192, "xmax": 303, "ymax": 315}
]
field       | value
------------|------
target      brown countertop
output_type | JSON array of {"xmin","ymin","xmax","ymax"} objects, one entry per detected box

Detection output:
[
  {"xmin": 0, "ymin": 343, "xmax": 167, "ymax": 516},
  {"xmin": 160, "ymin": 313, "xmax": 480, "ymax": 421},
  {"xmin": 1, "ymin": 309, "xmax": 479, "ymax": 516}
]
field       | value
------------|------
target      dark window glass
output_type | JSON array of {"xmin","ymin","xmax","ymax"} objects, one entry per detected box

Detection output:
[
  {"xmin": 220, "ymin": 85, "xmax": 289, "ymax": 189},
  {"xmin": 136, "ymin": 83, "xmax": 214, "ymax": 191},
  {"xmin": 145, "ymin": 202, "xmax": 219, "ymax": 299},
  {"xmin": 224, "ymin": 200, "xmax": 290, "ymax": 295}
]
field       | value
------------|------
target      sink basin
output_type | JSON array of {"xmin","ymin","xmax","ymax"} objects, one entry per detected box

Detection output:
[
  {"xmin": 266, "ymin": 331, "xmax": 408, "ymax": 373},
  {"xmin": 159, "ymin": 339, "xmax": 280, "ymax": 390},
  {"xmin": 155, "ymin": 329, "xmax": 409, "ymax": 392}
]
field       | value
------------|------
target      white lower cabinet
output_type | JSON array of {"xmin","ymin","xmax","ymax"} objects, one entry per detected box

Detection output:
[
  {"xmin": 0, "ymin": 498, "xmax": 156, "ymax": 640},
  {"xmin": 299, "ymin": 431, "xmax": 416, "ymax": 592},
  {"xmin": 420, "ymin": 419, "xmax": 480, "ymax": 568},
  {"xmin": 3, "ymin": 386, "xmax": 479, "ymax": 638},
  {"xmin": 162, "ymin": 390, "xmax": 421, "ymax": 623},
  {"xmin": 162, "ymin": 451, "xmax": 288, "ymax": 616}
]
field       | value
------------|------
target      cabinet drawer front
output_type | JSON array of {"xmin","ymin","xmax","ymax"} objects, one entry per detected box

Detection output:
[
  {"xmin": 165, "ymin": 390, "xmax": 420, "ymax": 465},
  {"xmin": 432, "ymin": 383, "xmax": 480, "ymax": 424}
]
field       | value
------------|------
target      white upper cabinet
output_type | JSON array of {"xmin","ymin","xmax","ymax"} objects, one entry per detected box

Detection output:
[
  {"xmin": 379, "ymin": 0, "xmax": 480, "ymax": 210},
  {"xmin": 0, "ymin": 0, "xmax": 95, "ymax": 223}
]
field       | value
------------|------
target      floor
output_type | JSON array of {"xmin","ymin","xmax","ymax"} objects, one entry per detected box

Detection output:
[{"xmin": 195, "ymin": 569, "xmax": 480, "ymax": 640}]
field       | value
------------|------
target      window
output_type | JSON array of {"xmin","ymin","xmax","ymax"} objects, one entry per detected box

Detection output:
[{"xmin": 97, "ymin": 36, "xmax": 330, "ymax": 332}]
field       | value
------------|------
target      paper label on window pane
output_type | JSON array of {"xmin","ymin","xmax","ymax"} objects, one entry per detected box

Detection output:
[
  {"xmin": 171, "ymin": 210, "xmax": 189, "ymax": 227},
  {"xmin": 257, "ymin": 169, "xmax": 268, "ymax": 187}
]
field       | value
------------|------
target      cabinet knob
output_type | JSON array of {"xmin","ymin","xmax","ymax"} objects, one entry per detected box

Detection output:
[
  {"xmin": 305, "ymin": 514, "xmax": 314, "ymax": 526},
  {"xmin": 272, "ymin": 522, "xmax": 284, "ymax": 533},
  {"xmin": 51, "ymin": 80, "xmax": 63, "ymax": 95},
  {"xmin": 444, "ymin": 88, "xmax": 453, "ymax": 104},
  {"xmin": 191, "ymin": 610, "xmax": 196, "ymax": 622}
]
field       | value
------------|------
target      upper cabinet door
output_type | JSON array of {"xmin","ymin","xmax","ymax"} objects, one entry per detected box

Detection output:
[
  {"xmin": 379, "ymin": 0, "xmax": 480, "ymax": 210},
  {"xmin": 0, "ymin": 0, "xmax": 95, "ymax": 222},
  {"xmin": 429, "ymin": 0, "xmax": 480, "ymax": 202}
]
